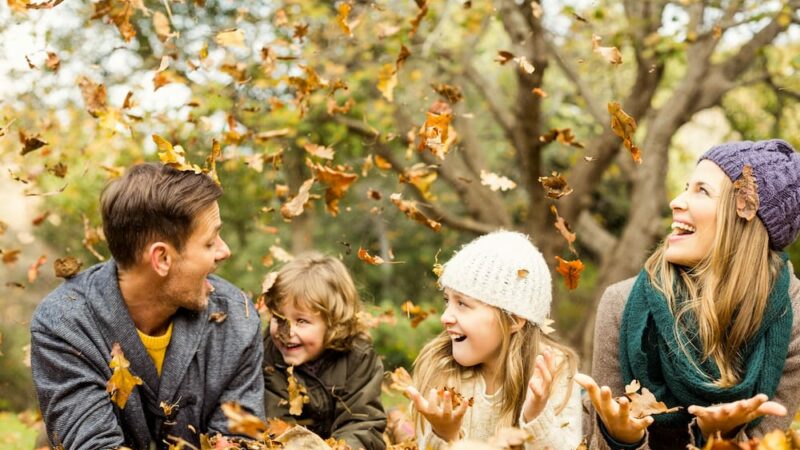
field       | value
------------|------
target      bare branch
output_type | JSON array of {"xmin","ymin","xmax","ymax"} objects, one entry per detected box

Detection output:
[
  {"xmin": 463, "ymin": 63, "xmax": 515, "ymax": 138},
  {"xmin": 576, "ymin": 211, "xmax": 617, "ymax": 258}
]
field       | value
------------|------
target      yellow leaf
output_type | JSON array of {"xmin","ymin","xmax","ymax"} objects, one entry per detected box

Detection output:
[
  {"xmin": 215, "ymin": 28, "xmax": 245, "ymax": 48},
  {"xmin": 377, "ymin": 64, "xmax": 397, "ymax": 102},
  {"xmin": 337, "ymin": 2, "xmax": 352, "ymax": 36},
  {"xmin": 106, "ymin": 343, "xmax": 143, "ymax": 409}
]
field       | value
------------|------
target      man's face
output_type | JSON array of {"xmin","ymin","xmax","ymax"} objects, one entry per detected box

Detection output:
[{"xmin": 164, "ymin": 202, "xmax": 231, "ymax": 311}]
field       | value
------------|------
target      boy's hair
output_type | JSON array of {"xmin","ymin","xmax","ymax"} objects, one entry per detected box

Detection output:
[
  {"xmin": 265, "ymin": 252, "xmax": 370, "ymax": 351},
  {"xmin": 100, "ymin": 163, "xmax": 222, "ymax": 269}
]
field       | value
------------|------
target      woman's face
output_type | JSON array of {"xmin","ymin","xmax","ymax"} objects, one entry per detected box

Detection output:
[{"xmin": 664, "ymin": 160, "xmax": 728, "ymax": 267}]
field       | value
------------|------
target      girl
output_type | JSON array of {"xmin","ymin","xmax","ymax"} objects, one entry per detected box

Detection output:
[
  {"xmin": 262, "ymin": 252, "xmax": 386, "ymax": 450},
  {"xmin": 578, "ymin": 139, "xmax": 800, "ymax": 450},
  {"xmin": 407, "ymin": 231, "xmax": 582, "ymax": 449}
]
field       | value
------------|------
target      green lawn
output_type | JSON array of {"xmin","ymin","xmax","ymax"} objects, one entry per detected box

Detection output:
[{"xmin": 0, "ymin": 412, "xmax": 38, "ymax": 450}]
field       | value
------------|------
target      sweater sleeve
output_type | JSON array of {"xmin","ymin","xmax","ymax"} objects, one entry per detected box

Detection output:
[
  {"xmin": 331, "ymin": 345, "xmax": 387, "ymax": 450},
  {"xmin": 519, "ymin": 367, "xmax": 582, "ymax": 450}
]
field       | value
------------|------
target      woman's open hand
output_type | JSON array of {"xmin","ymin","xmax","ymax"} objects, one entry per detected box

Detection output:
[
  {"xmin": 688, "ymin": 394, "xmax": 786, "ymax": 438},
  {"xmin": 575, "ymin": 373, "xmax": 654, "ymax": 444}
]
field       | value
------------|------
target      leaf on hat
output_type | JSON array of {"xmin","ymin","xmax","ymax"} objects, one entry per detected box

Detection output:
[
  {"xmin": 733, "ymin": 165, "xmax": 759, "ymax": 222},
  {"xmin": 555, "ymin": 256, "xmax": 584, "ymax": 290},
  {"xmin": 517, "ymin": 269, "xmax": 529, "ymax": 278}
]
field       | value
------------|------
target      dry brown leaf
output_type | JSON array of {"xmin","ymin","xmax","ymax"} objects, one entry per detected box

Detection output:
[
  {"xmin": 106, "ymin": 343, "xmax": 143, "ymax": 409},
  {"xmin": 307, "ymin": 161, "xmax": 358, "ymax": 216},
  {"xmin": 399, "ymin": 163, "xmax": 437, "ymax": 200},
  {"xmin": 45, "ymin": 52, "xmax": 60, "ymax": 71},
  {"xmin": 203, "ymin": 139, "xmax": 222, "ymax": 187},
  {"xmin": 357, "ymin": 247, "xmax": 385, "ymax": 265},
  {"xmin": 327, "ymin": 97, "xmax": 355, "ymax": 115},
  {"xmin": 293, "ymin": 23, "xmax": 309, "ymax": 41},
  {"xmin": 608, "ymin": 102, "xmax": 642, "ymax": 164},
  {"xmin": 19, "ymin": 130, "xmax": 48, "ymax": 155},
  {"xmin": 54, "ymin": 256, "xmax": 82, "ymax": 278},
  {"xmin": 215, "ymin": 28, "xmax": 245, "ymax": 48},
  {"xmin": 27, "ymin": 255, "xmax": 48, "ymax": 283},
  {"xmin": 494, "ymin": 50, "xmax": 535, "ymax": 73},
  {"xmin": 91, "ymin": 0, "xmax": 137, "ymax": 42},
  {"xmin": 280, "ymin": 178, "xmax": 315, "ymax": 220},
  {"xmin": 221, "ymin": 401, "xmax": 267, "ymax": 438},
  {"xmin": 409, "ymin": 1, "xmax": 429, "ymax": 37},
  {"xmin": 622, "ymin": 382, "xmax": 682, "ymax": 419},
  {"xmin": 538, "ymin": 172, "xmax": 573, "ymax": 199},
  {"xmin": 539, "ymin": 128, "xmax": 585, "ymax": 149},
  {"xmin": 592, "ymin": 34, "xmax": 623, "ymax": 65},
  {"xmin": 555, "ymin": 256, "xmax": 584, "ymax": 290},
  {"xmin": 377, "ymin": 64, "xmax": 398, "ymax": 102},
  {"xmin": 385, "ymin": 367, "xmax": 413, "ymax": 395},
  {"xmin": 77, "ymin": 76, "xmax": 107, "ymax": 118},
  {"xmin": 437, "ymin": 386, "xmax": 474, "ymax": 409},
  {"xmin": 550, "ymin": 205, "xmax": 577, "ymax": 255},
  {"xmin": 432, "ymin": 83, "xmax": 463, "ymax": 103},
  {"xmin": 2, "ymin": 249, "xmax": 21, "ymax": 265},
  {"xmin": 480, "ymin": 170, "xmax": 517, "ymax": 192},
  {"xmin": 303, "ymin": 143, "xmax": 335, "ymax": 160},
  {"xmin": 285, "ymin": 366, "xmax": 310, "ymax": 415},
  {"xmin": 401, "ymin": 300, "xmax": 434, "ymax": 328},
  {"xmin": 153, "ymin": 70, "xmax": 186, "ymax": 91},
  {"xmin": 390, "ymin": 193, "xmax": 441, "ymax": 232},
  {"xmin": 733, "ymin": 165, "xmax": 759, "ymax": 222},
  {"xmin": 418, "ymin": 100, "xmax": 454, "ymax": 159},
  {"xmin": 396, "ymin": 45, "xmax": 411, "ymax": 70}
]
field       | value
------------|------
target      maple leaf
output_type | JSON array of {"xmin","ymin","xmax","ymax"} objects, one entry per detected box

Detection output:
[
  {"xmin": 303, "ymin": 143, "xmax": 335, "ymax": 160},
  {"xmin": 215, "ymin": 28, "xmax": 245, "ymax": 48},
  {"xmin": 550, "ymin": 205, "xmax": 577, "ymax": 255},
  {"xmin": 608, "ymin": 102, "xmax": 642, "ymax": 164},
  {"xmin": 221, "ymin": 401, "xmax": 267, "ymax": 438},
  {"xmin": 555, "ymin": 256, "xmax": 584, "ymax": 290},
  {"xmin": 293, "ymin": 23, "xmax": 309, "ymax": 42},
  {"xmin": 77, "ymin": 76, "xmax": 107, "ymax": 118},
  {"xmin": 390, "ymin": 193, "xmax": 442, "ymax": 232},
  {"xmin": 19, "ymin": 130, "xmax": 48, "ymax": 155},
  {"xmin": 538, "ymin": 172, "xmax": 573, "ymax": 199},
  {"xmin": 307, "ymin": 161, "xmax": 358, "ymax": 216},
  {"xmin": 152, "ymin": 135, "xmax": 203, "ymax": 173},
  {"xmin": 733, "ymin": 165, "xmax": 759, "ymax": 221},
  {"xmin": 337, "ymin": 2, "xmax": 353, "ymax": 36},
  {"xmin": 284, "ymin": 366, "xmax": 310, "ymax": 415},
  {"xmin": 592, "ymin": 34, "xmax": 623, "ymax": 65},
  {"xmin": 280, "ymin": 178, "xmax": 315, "ymax": 220},
  {"xmin": 106, "ymin": 343, "xmax": 143, "ymax": 409},
  {"xmin": 54, "ymin": 256, "xmax": 82, "ymax": 278},
  {"xmin": 27, "ymin": 255, "xmax": 48, "ymax": 283},
  {"xmin": 358, "ymin": 247, "xmax": 385, "ymax": 265},
  {"xmin": 480, "ymin": 170, "xmax": 517, "ymax": 192}
]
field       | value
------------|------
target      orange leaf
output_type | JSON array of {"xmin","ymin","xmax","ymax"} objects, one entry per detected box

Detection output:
[
  {"xmin": 550, "ymin": 205, "xmax": 577, "ymax": 255},
  {"xmin": 409, "ymin": 1, "xmax": 428, "ymax": 37},
  {"xmin": 152, "ymin": 135, "xmax": 202, "ymax": 173},
  {"xmin": 303, "ymin": 143, "xmax": 335, "ymax": 160},
  {"xmin": 608, "ymin": 102, "xmax": 642, "ymax": 164},
  {"xmin": 357, "ymin": 247, "xmax": 384, "ymax": 265},
  {"xmin": 401, "ymin": 300, "xmax": 434, "ymax": 328},
  {"xmin": 106, "ymin": 343, "xmax": 143, "ymax": 409},
  {"xmin": 390, "ymin": 193, "xmax": 441, "ymax": 232},
  {"xmin": 2, "ymin": 249, "xmax": 21, "ymax": 265},
  {"xmin": 555, "ymin": 256, "xmax": 584, "ymax": 290},
  {"xmin": 92, "ymin": 0, "xmax": 137, "ymax": 42},
  {"xmin": 27, "ymin": 255, "xmax": 48, "ymax": 283},
  {"xmin": 418, "ymin": 100, "xmax": 454, "ymax": 159},
  {"xmin": 280, "ymin": 178, "xmax": 315, "ymax": 220},
  {"xmin": 336, "ymin": 2, "xmax": 353, "ymax": 36},
  {"xmin": 77, "ymin": 76, "xmax": 107, "ymax": 118},
  {"xmin": 733, "ymin": 165, "xmax": 759, "ymax": 221},
  {"xmin": 221, "ymin": 401, "xmax": 267, "ymax": 438},
  {"xmin": 284, "ymin": 366, "xmax": 310, "ymax": 416},
  {"xmin": 538, "ymin": 172, "xmax": 573, "ymax": 199},
  {"xmin": 307, "ymin": 161, "xmax": 357, "ymax": 216}
]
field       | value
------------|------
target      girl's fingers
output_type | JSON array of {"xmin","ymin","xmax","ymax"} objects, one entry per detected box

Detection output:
[
  {"xmin": 442, "ymin": 390, "xmax": 453, "ymax": 416},
  {"xmin": 427, "ymin": 388, "xmax": 439, "ymax": 411},
  {"xmin": 406, "ymin": 386, "xmax": 428, "ymax": 411}
]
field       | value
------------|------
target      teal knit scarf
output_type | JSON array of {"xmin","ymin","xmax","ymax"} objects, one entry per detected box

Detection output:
[{"xmin": 618, "ymin": 257, "xmax": 792, "ymax": 428}]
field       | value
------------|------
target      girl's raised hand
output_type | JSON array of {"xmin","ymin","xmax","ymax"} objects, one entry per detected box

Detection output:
[
  {"xmin": 687, "ymin": 394, "xmax": 786, "ymax": 438},
  {"xmin": 522, "ymin": 349, "xmax": 557, "ymax": 422},
  {"xmin": 574, "ymin": 373, "xmax": 654, "ymax": 444},
  {"xmin": 406, "ymin": 386, "xmax": 469, "ymax": 442}
]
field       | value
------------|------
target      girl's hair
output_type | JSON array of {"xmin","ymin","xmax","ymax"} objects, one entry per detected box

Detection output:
[
  {"xmin": 411, "ymin": 302, "xmax": 578, "ymax": 431},
  {"xmin": 265, "ymin": 252, "xmax": 371, "ymax": 351},
  {"xmin": 645, "ymin": 176, "xmax": 783, "ymax": 387}
]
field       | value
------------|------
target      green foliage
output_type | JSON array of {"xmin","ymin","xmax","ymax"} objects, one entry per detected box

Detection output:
[{"xmin": 0, "ymin": 413, "xmax": 37, "ymax": 450}]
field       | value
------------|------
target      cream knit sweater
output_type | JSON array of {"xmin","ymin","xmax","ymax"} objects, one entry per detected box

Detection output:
[{"xmin": 418, "ymin": 363, "xmax": 582, "ymax": 449}]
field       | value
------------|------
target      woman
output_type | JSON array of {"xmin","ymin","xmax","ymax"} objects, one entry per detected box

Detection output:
[{"xmin": 578, "ymin": 139, "xmax": 800, "ymax": 450}]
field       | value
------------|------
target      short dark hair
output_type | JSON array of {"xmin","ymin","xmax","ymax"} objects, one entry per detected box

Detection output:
[{"xmin": 100, "ymin": 163, "xmax": 222, "ymax": 268}]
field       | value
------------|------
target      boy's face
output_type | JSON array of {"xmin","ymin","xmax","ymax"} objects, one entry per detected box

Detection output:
[{"xmin": 269, "ymin": 300, "xmax": 328, "ymax": 366}]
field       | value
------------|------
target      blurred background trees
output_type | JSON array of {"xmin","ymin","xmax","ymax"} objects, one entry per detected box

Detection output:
[{"xmin": 1, "ymin": 0, "xmax": 799, "ymax": 416}]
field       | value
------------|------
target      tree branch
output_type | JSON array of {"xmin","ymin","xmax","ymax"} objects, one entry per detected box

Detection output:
[
  {"xmin": 462, "ymin": 63, "xmax": 515, "ymax": 139},
  {"xmin": 576, "ymin": 211, "xmax": 617, "ymax": 258}
]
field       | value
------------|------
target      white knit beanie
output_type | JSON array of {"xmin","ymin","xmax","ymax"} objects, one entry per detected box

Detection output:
[{"xmin": 439, "ymin": 230, "xmax": 551, "ymax": 326}]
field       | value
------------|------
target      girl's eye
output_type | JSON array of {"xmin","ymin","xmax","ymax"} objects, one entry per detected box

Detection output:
[
  {"xmin": 296, "ymin": 318, "xmax": 308, "ymax": 325},
  {"xmin": 699, "ymin": 187, "xmax": 709, "ymax": 195}
]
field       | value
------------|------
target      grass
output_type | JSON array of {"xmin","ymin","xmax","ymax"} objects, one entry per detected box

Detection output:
[{"xmin": 0, "ymin": 412, "xmax": 38, "ymax": 450}]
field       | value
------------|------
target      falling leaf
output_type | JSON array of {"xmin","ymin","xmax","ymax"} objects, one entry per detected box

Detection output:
[
  {"xmin": 390, "ymin": 193, "xmax": 441, "ymax": 232},
  {"xmin": 399, "ymin": 163, "xmax": 437, "ymax": 200},
  {"xmin": 432, "ymin": 83, "xmax": 463, "ymax": 103},
  {"xmin": 432, "ymin": 249, "xmax": 443, "ymax": 277},
  {"xmin": 374, "ymin": 155, "xmax": 392, "ymax": 170},
  {"xmin": 77, "ymin": 76, "xmax": 107, "ymax": 117},
  {"xmin": 418, "ymin": 100, "xmax": 454, "ymax": 159},
  {"xmin": 2, "ymin": 249, "xmax": 21, "ymax": 265},
  {"xmin": 377, "ymin": 64, "xmax": 398, "ymax": 102},
  {"xmin": 733, "ymin": 165, "xmax": 759, "ymax": 221},
  {"xmin": 401, "ymin": 300, "xmax": 434, "ymax": 328},
  {"xmin": 221, "ymin": 401, "xmax": 267, "ymax": 438},
  {"xmin": 555, "ymin": 256, "xmax": 584, "ymax": 290},
  {"xmin": 494, "ymin": 50, "xmax": 535, "ymax": 74},
  {"xmin": 327, "ymin": 97, "xmax": 355, "ymax": 115},
  {"xmin": 409, "ymin": 1, "xmax": 429, "ymax": 37},
  {"xmin": 550, "ymin": 205, "xmax": 577, "ymax": 255},
  {"xmin": 480, "ymin": 170, "xmax": 517, "ymax": 192},
  {"xmin": 366, "ymin": 189, "xmax": 382, "ymax": 200},
  {"xmin": 396, "ymin": 45, "xmax": 411, "ymax": 70},
  {"xmin": 280, "ymin": 178, "xmax": 315, "ymax": 220},
  {"xmin": 91, "ymin": 0, "xmax": 137, "ymax": 42},
  {"xmin": 19, "ymin": 130, "xmax": 48, "ymax": 155},
  {"xmin": 621, "ymin": 380, "xmax": 682, "ymax": 419},
  {"xmin": 540, "ymin": 318, "xmax": 556, "ymax": 335},
  {"xmin": 153, "ymin": 135, "xmax": 202, "ymax": 173},
  {"xmin": 608, "ymin": 102, "xmax": 642, "ymax": 164},
  {"xmin": 712, "ymin": 25, "xmax": 722, "ymax": 40},
  {"xmin": 82, "ymin": 214, "xmax": 105, "ymax": 261},
  {"xmin": 209, "ymin": 312, "xmax": 227, "ymax": 323},
  {"xmin": 285, "ymin": 366, "xmax": 310, "ymax": 416},
  {"xmin": 54, "ymin": 256, "xmax": 82, "ymax": 278},
  {"xmin": 203, "ymin": 139, "xmax": 222, "ymax": 186},
  {"xmin": 532, "ymin": 87, "xmax": 548, "ymax": 98},
  {"xmin": 293, "ymin": 23, "xmax": 309, "ymax": 41},
  {"xmin": 538, "ymin": 172, "xmax": 573, "ymax": 199},
  {"xmin": 254, "ymin": 128, "xmax": 291, "ymax": 141},
  {"xmin": 27, "ymin": 255, "xmax": 48, "ymax": 283},
  {"xmin": 357, "ymin": 247, "xmax": 384, "ymax": 265},
  {"xmin": 303, "ymin": 143, "xmax": 335, "ymax": 160},
  {"xmin": 152, "ymin": 11, "xmax": 171, "ymax": 42},
  {"xmin": 153, "ymin": 70, "xmax": 186, "ymax": 91},
  {"xmin": 337, "ymin": 2, "xmax": 353, "ymax": 36},
  {"xmin": 106, "ymin": 343, "xmax": 143, "ymax": 409},
  {"xmin": 307, "ymin": 161, "xmax": 358, "ymax": 216},
  {"xmin": 215, "ymin": 28, "xmax": 245, "ymax": 48},
  {"xmin": 359, "ymin": 309, "xmax": 396, "ymax": 329},
  {"xmin": 45, "ymin": 52, "xmax": 60, "ymax": 71},
  {"xmin": 539, "ymin": 128, "xmax": 585, "ymax": 149},
  {"xmin": 592, "ymin": 34, "xmax": 623, "ymax": 65}
]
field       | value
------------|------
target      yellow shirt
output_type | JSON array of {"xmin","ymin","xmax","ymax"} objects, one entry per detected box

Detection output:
[{"xmin": 136, "ymin": 322, "xmax": 173, "ymax": 376}]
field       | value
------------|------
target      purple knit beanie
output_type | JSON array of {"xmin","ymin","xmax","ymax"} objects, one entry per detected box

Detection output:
[{"xmin": 699, "ymin": 139, "xmax": 800, "ymax": 250}]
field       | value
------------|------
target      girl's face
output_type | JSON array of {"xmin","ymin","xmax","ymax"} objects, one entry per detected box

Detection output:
[
  {"xmin": 269, "ymin": 300, "xmax": 328, "ymax": 366},
  {"xmin": 665, "ymin": 160, "xmax": 727, "ymax": 267},
  {"xmin": 441, "ymin": 288, "xmax": 505, "ymax": 374}
]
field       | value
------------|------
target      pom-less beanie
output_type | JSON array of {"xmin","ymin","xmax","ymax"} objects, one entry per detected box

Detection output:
[
  {"xmin": 438, "ymin": 230, "xmax": 551, "ymax": 325},
  {"xmin": 699, "ymin": 139, "xmax": 800, "ymax": 250}
]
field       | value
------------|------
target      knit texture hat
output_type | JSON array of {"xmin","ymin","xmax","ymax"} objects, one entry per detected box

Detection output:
[
  {"xmin": 438, "ymin": 230, "xmax": 551, "ymax": 325},
  {"xmin": 699, "ymin": 139, "xmax": 800, "ymax": 250}
]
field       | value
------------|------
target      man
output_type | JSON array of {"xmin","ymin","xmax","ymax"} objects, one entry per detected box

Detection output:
[{"xmin": 30, "ymin": 163, "xmax": 265, "ymax": 449}]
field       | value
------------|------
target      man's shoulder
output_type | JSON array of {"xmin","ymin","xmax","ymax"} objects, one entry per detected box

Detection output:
[
  {"xmin": 206, "ymin": 275, "xmax": 261, "ymax": 327},
  {"xmin": 31, "ymin": 263, "xmax": 108, "ymax": 332}
]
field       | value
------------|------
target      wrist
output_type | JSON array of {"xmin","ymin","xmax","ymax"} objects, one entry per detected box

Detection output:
[{"xmin": 432, "ymin": 427, "xmax": 460, "ymax": 443}]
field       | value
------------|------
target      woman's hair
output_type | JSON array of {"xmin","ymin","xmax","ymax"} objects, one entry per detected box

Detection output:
[
  {"xmin": 265, "ymin": 252, "xmax": 370, "ymax": 351},
  {"xmin": 411, "ymin": 303, "xmax": 578, "ymax": 431},
  {"xmin": 645, "ymin": 176, "xmax": 784, "ymax": 387}
]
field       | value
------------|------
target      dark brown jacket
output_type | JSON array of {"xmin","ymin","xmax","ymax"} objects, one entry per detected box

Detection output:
[{"xmin": 263, "ymin": 337, "xmax": 386, "ymax": 450}]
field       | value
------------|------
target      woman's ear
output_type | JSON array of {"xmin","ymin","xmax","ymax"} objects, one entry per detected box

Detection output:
[{"xmin": 510, "ymin": 316, "xmax": 527, "ymax": 333}]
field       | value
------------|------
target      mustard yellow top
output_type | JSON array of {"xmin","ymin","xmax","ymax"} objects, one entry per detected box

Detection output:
[{"xmin": 136, "ymin": 321, "xmax": 173, "ymax": 376}]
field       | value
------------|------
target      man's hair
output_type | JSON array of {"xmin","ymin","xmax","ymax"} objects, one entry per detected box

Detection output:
[{"xmin": 100, "ymin": 163, "xmax": 222, "ymax": 268}]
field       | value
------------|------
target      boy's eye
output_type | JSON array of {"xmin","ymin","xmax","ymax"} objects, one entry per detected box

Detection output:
[{"xmin": 296, "ymin": 318, "xmax": 308, "ymax": 324}]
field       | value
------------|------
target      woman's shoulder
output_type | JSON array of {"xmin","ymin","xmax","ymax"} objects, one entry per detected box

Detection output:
[{"xmin": 598, "ymin": 276, "xmax": 638, "ymax": 310}]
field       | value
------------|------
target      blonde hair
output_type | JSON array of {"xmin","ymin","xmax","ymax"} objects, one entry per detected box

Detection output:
[
  {"xmin": 645, "ymin": 176, "xmax": 783, "ymax": 387},
  {"xmin": 265, "ymin": 252, "xmax": 370, "ymax": 351},
  {"xmin": 411, "ymin": 301, "xmax": 577, "ymax": 432}
]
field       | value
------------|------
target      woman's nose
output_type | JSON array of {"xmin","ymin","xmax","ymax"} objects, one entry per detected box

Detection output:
[{"xmin": 670, "ymin": 192, "xmax": 688, "ymax": 211}]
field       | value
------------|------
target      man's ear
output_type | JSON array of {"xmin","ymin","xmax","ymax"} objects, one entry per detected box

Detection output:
[
  {"xmin": 147, "ymin": 242, "xmax": 172, "ymax": 277},
  {"xmin": 510, "ymin": 316, "xmax": 527, "ymax": 333}
]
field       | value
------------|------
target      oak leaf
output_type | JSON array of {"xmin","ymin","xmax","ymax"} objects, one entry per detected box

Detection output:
[
  {"xmin": 733, "ymin": 165, "xmax": 759, "ymax": 221},
  {"xmin": 418, "ymin": 100, "xmax": 454, "ymax": 159},
  {"xmin": 555, "ymin": 256, "xmax": 584, "ymax": 290},
  {"xmin": 106, "ymin": 343, "xmax": 143, "ymax": 409}
]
